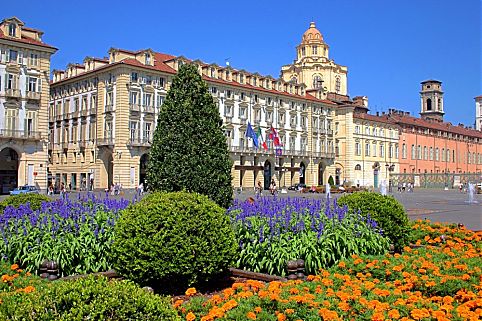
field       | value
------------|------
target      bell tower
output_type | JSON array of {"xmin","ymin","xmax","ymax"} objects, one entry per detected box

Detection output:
[{"xmin": 420, "ymin": 80, "xmax": 444, "ymax": 122}]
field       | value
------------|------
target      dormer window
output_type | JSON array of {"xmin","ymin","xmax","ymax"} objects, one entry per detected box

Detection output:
[
  {"xmin": 253, "ymin": 78, "xmax": 257, "ymax": 86},
  {"xmin": 239, "ymin": 74, "xmax": 244, "ymax": 84},
  {"xmin": 145, "ymin": 53, "xmax": 151, "ymax": 65},
  {"xmin": 210, "ymin": 68, "xmax": 215, "ymax": 78},
  {"xmin": 178, "ymin": 60, "xmax": 184, "ymax": 68},
  {"xmin": 8, "ymin": 23, "xmax": 16, "ymax": 37}
]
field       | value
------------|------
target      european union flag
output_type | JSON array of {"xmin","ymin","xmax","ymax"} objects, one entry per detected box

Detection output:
[{"xmin": 245, "ymin": 122, "xmax": 259, "ymax": 148}]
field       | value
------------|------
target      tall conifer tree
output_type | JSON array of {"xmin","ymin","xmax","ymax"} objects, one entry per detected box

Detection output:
[{"xmin": 147, "ymin": 64, "xmax": 233, "ymax": 208}]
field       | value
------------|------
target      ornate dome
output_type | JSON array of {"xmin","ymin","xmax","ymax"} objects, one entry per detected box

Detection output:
[{"xmin": 301, "ymin": 22, "xmax": 324, "ymax": 44}]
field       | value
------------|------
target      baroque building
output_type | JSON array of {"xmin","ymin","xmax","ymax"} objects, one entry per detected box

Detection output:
[
  {"xmin": 0, "ymin": 17, "xmax": 57, "ymax": 194},
  {"xmin": 48, "ymin": 24, "xmax": 340, "ymax": 191},
  {"xmin": 281, "ymin": 22, "xmax": 348, "ymax": 95}
]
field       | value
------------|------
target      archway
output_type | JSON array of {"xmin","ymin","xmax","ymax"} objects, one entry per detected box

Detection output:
[
  {"xmin": 318, "ymin": 163, "xmax": 324, "ymax": 186},
  {"xmin": 426, "ymin": 98, "xmax": 432, "ymax": 111},
  {"xmin": 139, "ymin": 154, "xmax": 149, "ymax": 187},
  {"xmin": 0, "ymin": 148, "xmax": 19, "ymax": 194},
  {"xmin": 263, "ymin": 160, "xmax": 272, "ymax": 190},
  {"xmin": 299, "ymin": 162, "xmax": 306, "ymax": 185}
]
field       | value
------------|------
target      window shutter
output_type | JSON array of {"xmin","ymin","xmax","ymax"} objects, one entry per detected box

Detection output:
[{"xmin": 38, "ymin": 78, "xmax": 42, "ymax": 93}]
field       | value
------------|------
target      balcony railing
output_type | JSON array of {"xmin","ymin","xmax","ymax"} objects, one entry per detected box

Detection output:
[
  {"xmin": 224, "ymin": 115, "xmax": 233, "ymax": 123},
  {"xmin": 61, "ymin": 141, "xmax": 69, "ymax": 149},
  {"xmin": 77, "ymin": 140, "xmax": 87, "ymax": 148},
  {"xmin": 144, "ymin": 105, "xmax": 155, "ymax": 113},
  {"xmin": 81, "ymin": 109, "xmax": 88, "ymax": 116},
  {"xmin": 97, "ymin": 137, "xmax": 115, "ymax": 146},
  {"xmin": 55, "ymin": 114, "xmax": 63, "ymax": 121},
  {"xmin": 0, "ymin": 129, "xmax": 41, "ymax": 140},
  {"xmin": 5, "ymin": 89, "xmax": 21, "ymax": 98},
  {"xmin": 129, "ymin": 104, "xmax": 141, "ymax": 112},
  {"xmin": 26, "ymin": 91, "xmax": 41, "ymax": 100},
  {"xmin": 105, "ymin": 104, "xmax": 114, "ymax": 112},
  {"xmin": 72, "ymin": 110, "xmax": 80, "ymax": 118},
  {"xmin": 128, "ymin": 137, "xmax": 152, "ymax": 147}
]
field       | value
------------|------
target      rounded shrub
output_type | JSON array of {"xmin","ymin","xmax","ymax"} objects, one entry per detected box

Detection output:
[
  {"xmin": 337, "ymin": 192, "xmax": 410, "ymax": 251},
  {"xmin": 112, "ymin": 191, "xmax": 238, "ymax": 291},
  {"xmin": 0, "ymin": 193, "xmax": 50, "ymax": 213},
  {"xmin": 0, "ymin": 276, "xmax": 180, "ymax": 320}
]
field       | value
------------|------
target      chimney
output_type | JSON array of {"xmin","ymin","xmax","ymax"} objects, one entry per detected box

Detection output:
[
  {"xmin": 353, "ymin": 96, "xmax": 368, "ymax": 107},
  {"xmin": 376, "ymin": 112, "xmax": 379, "ymax": 116}
]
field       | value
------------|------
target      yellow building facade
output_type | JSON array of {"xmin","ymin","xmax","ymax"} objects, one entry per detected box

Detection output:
[
  {"xmin": 48, "ymin": 27, "xmax": 340, "ymax": 191},
  {"xmin": 332, "ymin": 97, "xmax": 400, "ymax": 187},
  {"xmin": 0, "ymin": 17, "xmax": 57, "ymax": 194}
]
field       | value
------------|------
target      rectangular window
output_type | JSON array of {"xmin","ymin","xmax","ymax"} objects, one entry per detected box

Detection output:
[
  {"xmin": 129, "ymin": 121, "xmax": 138, "ymax": 141},
  {"xmin": 144, "ymin": 93, "xmax": 152, "ymax": 106},
  {"xmin": 144, "ymin": 123, "xmax": 152, "ymax": 140},
  {"xmin": 402, "ymin": 144, "xmax": 407, "ymax": 159},
  {"xmin": 411, "ymin": 145, "xmax": 415, "ymax": 160},
  {"xmin": 159, "ymin": 77, "xmax": 165, "ymax": 88},
  {"xmin": 266, "ymin": 111, "xmax": 273, "ymax": 123},
  {"xmin": 156, "ymin": 95, "xmax": 164, "ymax": 107},
  {"xmin": 355, "ymin": 142, "xmax": 361, "ymax": 156},
  {"xmin": 131, "ymin": 72, "xmax": 138, "ymax": 82},
  {"xmin": 129, "ymin": 91, "xmax": 138, "ymax": 104},
  {"xmin": 239, "ymin": 107, "xmax": 246, "ymax": 119},
  {"xmin": 8, "ymin": 50, "xmax": 18, "ymax": 62},
  {"xmin": 27, "ymin": 77, "xmax": 37, "ymax": 92},
  {"xmin": 29, "ymin": 53, "xmax": 38, "ymax": 66},
  {"xmin": 365, "ymin": 143, "xmax": 370, "ymax": 157},
  {"xmin": 380, "ymin": 144, "xmax": 385, "ymax": 158},
  {"xmin": 372, "ymin": 143, "xmax": 377, "ymax": 157},
  {"xmin": 224, "ymin": 105, "xmax": 232, "ymax": 117}
]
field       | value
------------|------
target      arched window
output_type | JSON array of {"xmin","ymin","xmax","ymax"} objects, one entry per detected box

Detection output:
[
  {"xmin": 355, "ymin": 164, "xmax": 361, "ymax": 171},
  {"xmin": 313, "ymin": 75, "xmax": 323, "ymax": 89},
  {"xmin": 290, "ymin": 76, "xmax": 297, "ymax": 84},
  {"xmin": 8, "ymin": 23, "xmax": 16, "ymax": 37},
  {"xmin": 335, "ymin": 77, "xmax": 341, "ymax": 93},
  {"xmin": 426, "ymin": 98, "xmax": 432, "ymax": 111}
]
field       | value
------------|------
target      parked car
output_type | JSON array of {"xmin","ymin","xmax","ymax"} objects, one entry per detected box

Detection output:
[
  {"xmin": 9, "ymin": 185, "xmax": 40, "ymax": 196},
  {"xmin": 288, "ymin": 183, "xmax": 307, "ymax": 191}
]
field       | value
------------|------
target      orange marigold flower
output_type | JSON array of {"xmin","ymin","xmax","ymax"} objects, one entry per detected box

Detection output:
[
  {"xmin": 254, "ymin": 307, "xmax": 262, "ymax": 313},
  {"xmin": 388, "ymin": 309, "xmax": 400, "ymax": 319},
  {"xmin": 173, "ymin": 300, "xmax": 184, "ymax": 309},
  {"xmin": 289, "ymin": 287, "xmax": 299, "ymax": 294},
  {"xmin": 185, "ymin": 287, "xmax": 197, "ymax": 296},
  {"xmin": 246, "ymin": 311, "xmax": 257, "ymax": 320},
  {"xmin": 371, "ymin": 312, "xmax": 385, "ymax": 321},
  {"xmin": 338, "ymin": 261, "xmax": 346, "ymax": 268},
  {"xmin": 23, "ymin": 286, "xmax": 35, "ymax": 293},
  {"xmin": 277, "ymin": 313, "xmax": 286, "ymax": 321},
  {"xmin": 10, "ymin": 264, "xmax": 19, "ymax": 271},
  {"xmin": 186, "ymin": 312, "xmax": 196, "ymax": 321},
  {"xmin": 285, "ymin": 309, "xmax": 294, "ymax": 315}
]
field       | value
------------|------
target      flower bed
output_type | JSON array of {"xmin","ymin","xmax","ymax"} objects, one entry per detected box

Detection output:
[
  {"xmin": 228, "ymin": 197, "xmax": 389, "ymax": 276},
  {"xmin": 176, "ymin": 221, "xmax": 482, "ymax": 320},
  {"xmin": 0, "ymin": 194, "xmax": 130, "ymax": 276}
]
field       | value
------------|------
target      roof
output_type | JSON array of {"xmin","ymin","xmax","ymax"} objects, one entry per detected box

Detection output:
[
  {"xmin": 389, "ymin": 113, "xmax": 482, "ymax": 139},
  {"xmin": 353, "ymin": 112, "xmax": 396, "ymax": 125},
  {"xmin": 421, "ymin": 79, "xmax": 442, "ymax": 84},
  {"xmin": 0, "ymin": 28, "xmax": 56, "ymax": 50},
  {"xmin": 475, "ymin": 95, "xmax": 482, "ymax": 100}
]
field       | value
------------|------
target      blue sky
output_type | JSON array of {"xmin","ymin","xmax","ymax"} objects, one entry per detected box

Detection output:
[{"xmin": 4, "ymin": 0, "xmax": 481, "ymax": 126}]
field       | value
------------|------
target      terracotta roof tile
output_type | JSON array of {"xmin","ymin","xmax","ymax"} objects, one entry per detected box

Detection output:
[
  {"xmin": 353, "ymin": 112, "xmax": 396, "ymax": 125},
  {"xmin": 389, "ymin": 113, "xmax": 482, "ymax": 139}
]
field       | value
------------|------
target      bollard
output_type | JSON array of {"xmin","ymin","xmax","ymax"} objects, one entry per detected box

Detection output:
[
  {"xmin": 287, "ymin": 260, "xmax": 298, "ymax": 280},
  {"xmin": 296, "ymin": 259, "xmax": 305, "ymax": 280}
]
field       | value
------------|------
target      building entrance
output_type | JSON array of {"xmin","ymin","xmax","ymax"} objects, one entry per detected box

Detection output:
[{"xmin": 0, "ymin": 148, "xmax": 19, "ymax": 194}]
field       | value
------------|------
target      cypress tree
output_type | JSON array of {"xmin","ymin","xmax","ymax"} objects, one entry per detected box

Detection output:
[{"xmin": 147, "ymin": 63, "xmax": 233, "ymax": 208}]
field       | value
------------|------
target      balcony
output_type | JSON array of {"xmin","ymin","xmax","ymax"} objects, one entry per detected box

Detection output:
[
  {"xmin": 26, "ymin": 91, "xmax": 41, "ymax": 100},
  {"xmin": 0, "ymin": 129, "xmax": 41, "ymax": 140},
  {"xmin": 72, "ymin": 110, "xmax": 80, "ymax": 118},
  {"xmin": 105, "ymin": 104, "xmax": 114, "ymax": 113},
  {"xmin": 129, "ymin": 104, "xmax": 141, "ymax": 112},
  {"xmin": 55, "ymin": 114, "xmax": 63, "ymax": 121},
  {"xmin": 89, "ymin": 107, "xmax": 96, "ymax": 115},
  {"xmin": 97, "ymin": 137, "xmax": 115, "ymax": 147},
  {"xmin": 128, "ymin": 137, "xmax": 152, "ymax": 147},
  {"xmin": 224, "ymin": 115, "xmax": 233, "ymax": 123},
  {"xmin": 5, "ymin": 89, "xmax": 21, "ymax": 98},
  {"xmin": 144, "ymin": 105, "xmax": 155, "ymax": 114},
  {"xmin": 239, "ymin": 118, "xmax": 247, "ymax": 125},
  {"xmin": 81, "ymin": 109, "xmax": 88, "ymax": 116},
  {"xmin": 60, "ymin": 141, "xmax": 68, "ymax": 149}
]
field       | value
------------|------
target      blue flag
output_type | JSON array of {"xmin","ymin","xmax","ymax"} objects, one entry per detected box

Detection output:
[{"xmin": 245, "ymin": 122, "xmax": 259, "ymax": 148}]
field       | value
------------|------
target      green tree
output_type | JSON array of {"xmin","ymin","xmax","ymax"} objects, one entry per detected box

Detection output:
[{"xmin": 147, "ymin": 63, "xmax": 233, "ymax": 208}]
